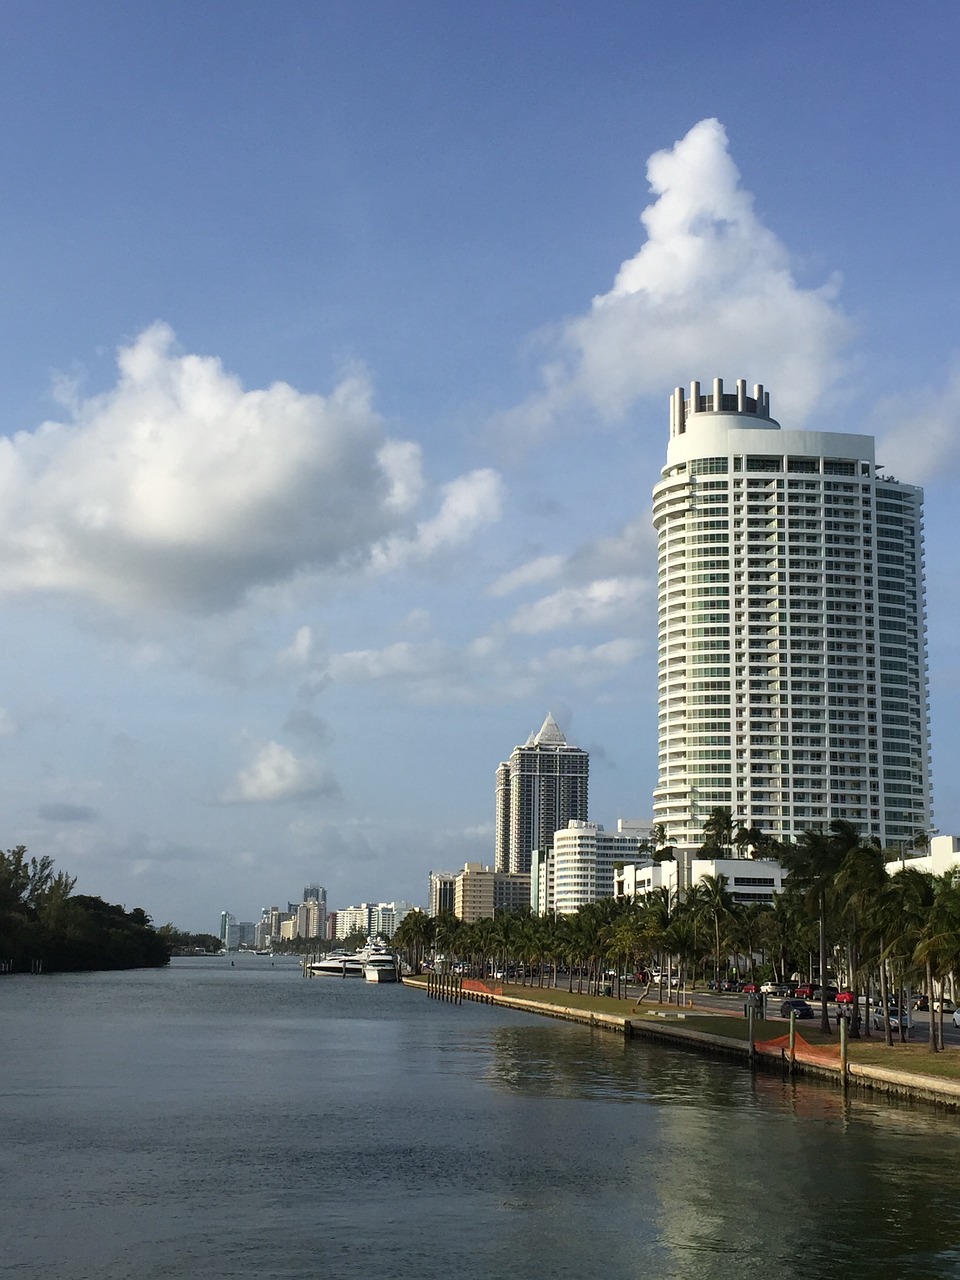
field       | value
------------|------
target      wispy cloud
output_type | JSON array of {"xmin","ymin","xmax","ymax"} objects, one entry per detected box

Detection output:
[
  {"xmin": 508, "ymin": 576, "xmax": 648, "ymax": 634},
  {"xmin": 874, "ymin": 361, "xmax": 960, "ymax": 484}
]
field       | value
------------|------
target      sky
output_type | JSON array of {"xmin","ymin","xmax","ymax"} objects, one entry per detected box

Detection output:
[{"xmin": 2, "ymin": 2, "xmax": 960, "ymax": 932}]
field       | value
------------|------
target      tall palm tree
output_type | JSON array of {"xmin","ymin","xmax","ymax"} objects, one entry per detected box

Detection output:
[
  {"xmin": 834, "ymin": 839, "xmax": 887, "ymax": 1039},
  {"xmin": 698, "ymin": 873, "xmax": 734, "ymax": 987},
  {"xmin": 779, "ymin": 820, "xmax": 862, "ymax": 1034}
]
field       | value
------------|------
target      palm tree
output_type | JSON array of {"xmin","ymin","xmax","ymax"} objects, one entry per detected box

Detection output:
[
  {"xmin": 391, "ymin": 909, "xmax": 434, "ymax": 975},
  {"xmin": 698, "ymin": 873, "xmax": 734, "ymax": 987},
  {"xmin": 701, "ymin": 808, "xmax": 735, "ymax": 858},
  {"xmin": 779, "ymin": 820, "xmax": 861, "ymax": 1034},
  {"xmin": 834, "ymin": 839, "xmax": 887, "ymax": 1039}
]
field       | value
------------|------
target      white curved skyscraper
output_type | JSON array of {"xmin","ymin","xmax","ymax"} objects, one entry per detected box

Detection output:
[{"xmin": 652, "ymin": 378, "xmax": 931, "ymax": 865}]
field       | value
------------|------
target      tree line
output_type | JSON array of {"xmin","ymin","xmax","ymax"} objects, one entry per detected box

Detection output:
[
  {"xmin": 0, "ymin": 846, "xmax": 170, "ymax": 973},
  {"xmin": 391, "ymin": 818, "xmax": 960, "ymax": 1056}
]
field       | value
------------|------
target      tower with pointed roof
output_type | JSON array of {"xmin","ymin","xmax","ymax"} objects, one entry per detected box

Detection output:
[{"xmin": 495, "ymin": 713, "xmax": 589, "ymax": 875}]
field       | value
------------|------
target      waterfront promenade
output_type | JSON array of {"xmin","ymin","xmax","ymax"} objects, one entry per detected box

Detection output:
[{"xmin": 409, "ymin": 974, "xmax": 960, "ymax": 1110}]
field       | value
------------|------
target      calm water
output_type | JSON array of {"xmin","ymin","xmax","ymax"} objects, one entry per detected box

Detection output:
[{"xmin": 3, "ymin": 957, "xmax": 960, "ymax": 1280}]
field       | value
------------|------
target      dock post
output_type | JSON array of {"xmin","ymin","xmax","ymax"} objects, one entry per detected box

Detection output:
[
  {"xmin": 789, "ymin": 1010, "xmax": 796, "ymax": 1074},
  {"xmin": 748, "ymin": 1003, "xmax": 755, "ymax": 1064},
  {"xmin": 840, "ymin": 1013, "xmax": 848, "ymax": 1087}
]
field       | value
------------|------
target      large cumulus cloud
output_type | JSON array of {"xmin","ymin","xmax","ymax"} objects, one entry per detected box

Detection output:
[
  {"xmin": 499, "ymin": 117, "xmax": 853, "ymax": 444},
  {"xmin": 0, "ymin": 324, "xmax": 502, "ymax": 615}
]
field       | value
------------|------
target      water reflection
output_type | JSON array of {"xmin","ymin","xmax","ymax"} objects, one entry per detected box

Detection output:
[
  {"xmin": 484, "ymin": 1019, "xmax": 960, "ymax": 1280},
  {"xmin": 4, "ymin": 964, "xmax": 960, "ymax": 1279}
]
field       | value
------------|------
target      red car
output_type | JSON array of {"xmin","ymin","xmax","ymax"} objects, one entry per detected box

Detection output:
[
  {"xmin": 742, "ymin": 982, "xmax": 759, "ymax": 994},
  {"xmin": 836, "ymin": 991, "xmax": 855, "ymax": 1005},
  {"xmin": 794, "ymin": 983, "xmax": 814, "ymax": 999}
]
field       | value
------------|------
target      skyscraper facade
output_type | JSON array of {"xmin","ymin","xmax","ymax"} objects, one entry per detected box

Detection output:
[
  {"xmin": 495, "ymin": 713, "xmax": 589, "ymax": 874},
  {"xmin": 652, "ymin": 378, "xmax": 931, "ymax": 859}
]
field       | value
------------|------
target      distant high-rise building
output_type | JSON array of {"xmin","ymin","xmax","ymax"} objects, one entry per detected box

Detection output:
[
  {"xmin": 303, "ymin": 883, "xmax": 326, "ymax": 906},
  {"xmin": 495, "ymin": 713, "xmax": 589, "ymax": 875},
  {"xmin": 653, "ymin": 378, "xmax": 931, "ymax": 869},
  {"xmin": 428, "ymin": 871, "xmax": 456, "ymax": 916}
]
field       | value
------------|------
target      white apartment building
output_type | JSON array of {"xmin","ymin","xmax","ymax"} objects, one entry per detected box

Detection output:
[
  {"xmin": 542, "ymin": 819, "xmax": 647, "ymax": 914},
  {"xmin": 653, "ymin": 378, "xmax": 931, "ymax": 868},
  {"xmin": 333, "ymin": 901, "xmax": 413, "ymax": 940}
]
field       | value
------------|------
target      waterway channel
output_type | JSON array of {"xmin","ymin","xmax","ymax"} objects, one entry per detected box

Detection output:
[{"xmin": 2, "ymin": 956, "xmax": 959, "ymax": 1279}]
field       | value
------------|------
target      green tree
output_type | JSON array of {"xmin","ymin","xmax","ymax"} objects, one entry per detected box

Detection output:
[{"xmin": 779, "ymin": 820, "xmax": 862, "ymax": 1034}]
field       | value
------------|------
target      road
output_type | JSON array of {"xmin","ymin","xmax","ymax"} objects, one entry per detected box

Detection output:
[{"xmin": 628, "ymin": 985, "xmax": 960, "ymax": 1047}]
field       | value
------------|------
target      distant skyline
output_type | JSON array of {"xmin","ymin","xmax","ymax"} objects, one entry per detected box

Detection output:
[{"xmin": 1, "ymin": 4, "xmax": 959, "ymax": 931}]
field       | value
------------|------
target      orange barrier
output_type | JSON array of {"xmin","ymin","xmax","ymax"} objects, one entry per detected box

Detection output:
[
  {"xmin": 462, "ymin": 978, "xmax": 504, "ymax": 997},
  {"xmin": 755, "ymin": 1030, "xmax": 840, "ymax": 1067}
]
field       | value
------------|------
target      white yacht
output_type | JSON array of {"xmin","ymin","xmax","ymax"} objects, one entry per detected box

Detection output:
[
  {"xmin": 363, "ymin": 949, "xmax": 400, "ymax": 983},
  {"xmin": 310, "ymin": 939, "xmax": 399, "ymax": 981},
  {"xmin": 309, "ymin": 949, "xmax": 364, "ymax": 978}
]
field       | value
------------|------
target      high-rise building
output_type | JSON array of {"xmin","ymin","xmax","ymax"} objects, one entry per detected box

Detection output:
[
  {"xmin": 303, "ymin": 883, "xmax": 326, "ymax": 906},
  {"xmin": 652, "ymin": 378, "xmax": 931, "ymax": 868},
  {"xmin": 428, "ymin": 870, "xmax": 456, "ymax": 916},
  {"xmin": 495, "ymin": 713, "xmax": 589, "ymax": 874}
]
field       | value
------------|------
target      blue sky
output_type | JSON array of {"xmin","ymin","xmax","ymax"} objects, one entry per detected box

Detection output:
[{"xmin": 2, "ymin": 2, "xmax": 959, "ymax": 931}]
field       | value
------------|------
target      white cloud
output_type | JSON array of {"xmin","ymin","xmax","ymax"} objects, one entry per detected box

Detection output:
[
  {"xmin": 508, "ymin": 576, "xmax": 649, "ymax": 634},
  {"xmin": 279, "ymin": 625, "xmax": 316, "ymax": 667},
  {"xmin": 498, "ymin": 118, "xmax": 852, "ymax": 445},
  {"xmin": 370, "ymin": 467, "xmax": 504, "ymax": 572},
  {"xmin": 874, "ymin": 363, "xmax": 960, "ymax": 483},
  {"xmin": 222, "ymin": 740, "xmax": 340, "ymax": 803},
  {"xmin": 0, "ymin": 324, "xmax": 501, "ymax": 616},
  {"xmin": 328, "ymin": 640, "xmax": 446, "ymax": 684},
  {"xmin": 488, "ymin": 554, "xmax": 565, "ymax": 598}
]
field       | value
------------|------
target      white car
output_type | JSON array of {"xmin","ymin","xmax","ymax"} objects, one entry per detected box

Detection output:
[
  {"xmin": 952, "ymin": 1008, "xmax": 960, "ymax": 1030},
  {"xmin": 872, "ymin": 1008, "xmax": 912, "ymax": 1032}
]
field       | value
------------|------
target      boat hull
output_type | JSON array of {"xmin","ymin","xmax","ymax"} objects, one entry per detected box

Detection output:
[{"xmin": 364, "ymin": 962, "xmax": 399, "ymax": 983}]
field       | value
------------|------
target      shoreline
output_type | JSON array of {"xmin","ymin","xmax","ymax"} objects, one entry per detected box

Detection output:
[{"xmin": 407, "ymin": 975, "xmax": 960, "ymax": 1111}]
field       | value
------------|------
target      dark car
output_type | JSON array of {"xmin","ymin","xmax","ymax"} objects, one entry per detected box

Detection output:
[{"xmin": 780, "ymin": 998, "xmax": 814, "ymax": 1019}]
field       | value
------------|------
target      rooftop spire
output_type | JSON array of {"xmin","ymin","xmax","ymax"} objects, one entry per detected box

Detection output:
[{"xmin": 533, "ymin": 712, "xmax": 567, "ymax": 746}]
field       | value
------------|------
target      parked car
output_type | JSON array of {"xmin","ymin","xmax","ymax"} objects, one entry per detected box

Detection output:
[
  {"xmin": 794, "ymin": 983, "xmax": 814, "ymax": 999},
  {"xmin": 872, "ymin": 1008, "xmax": 912, "ymax": 1032},
  {"xmin": 780, "ymin": 998, "xmax": 814, "ymax": 1019},
  {"xmin": 952, "ymin": 1008, "xmax": 960, "ymax": 1029},
  {"xmin": 835, "ymin": 990, "xmax": 855, "ymax": 1005},
  {"xmin": 913, "ymin": 995, "xmax": 929, "ymax": 1011},
  {"xmin": 761, "ymin": 981, "xmax": 790, "ymax": 996},
  {"xmin": 742, "ymin": 982, "xmax": 759, "ymax": 994},
  {"xmin": 812, "ymin": 986, "xmax": 839, "ymax": 1002},
  {"xmin": 934, "ymin": 998, "xmax": 957, "ymax": 1014}
]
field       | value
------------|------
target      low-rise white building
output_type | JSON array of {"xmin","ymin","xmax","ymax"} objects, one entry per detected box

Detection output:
[
  {"xmin": 888, "ymin": 834, "xmax": 960, "ymax": 878},
  {"xmin": 616, "ymin": 855, "xmax": 787, "ymax": 905}
]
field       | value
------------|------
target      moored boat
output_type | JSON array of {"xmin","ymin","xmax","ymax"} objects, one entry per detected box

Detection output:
[
  {"xmin": 309, "ymin": 949, "xmax": 364, "ymax": 978},
  {"xmin": 363, "ymin": 951, "xmax": 399, "ymax": 983}
]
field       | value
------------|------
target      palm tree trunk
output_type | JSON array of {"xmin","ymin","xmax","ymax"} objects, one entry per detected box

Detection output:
[
  {"xmin": 879, "ymin": 943, "xmax": 893, "ymax": 1047},
  {"xmin": 819, "ymin": 891, "xmax": 831, "ymax": 1035},
  {"xmin": 927, "ymin": 960, "xmax": 938, "ymax": 1053}
]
